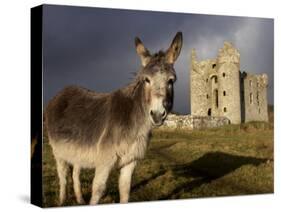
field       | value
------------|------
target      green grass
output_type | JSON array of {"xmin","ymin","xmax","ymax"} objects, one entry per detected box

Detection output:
[{"xmin": 42, "ymin": 121, "xmax": 273, "ymax": 207}]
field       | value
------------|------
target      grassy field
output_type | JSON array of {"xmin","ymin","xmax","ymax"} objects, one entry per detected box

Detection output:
[{"xmin": 42, "ymin": 121, "xmax": 273, "ymax": 207}]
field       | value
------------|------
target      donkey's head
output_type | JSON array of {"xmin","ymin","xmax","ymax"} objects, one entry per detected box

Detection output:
[{"xmin": 135, "ymin": 32, "xmax": 183, "ymax": 126}]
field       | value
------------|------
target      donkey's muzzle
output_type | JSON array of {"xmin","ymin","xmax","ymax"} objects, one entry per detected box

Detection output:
[{"xmin": 150, "ymin": 110, "xmax": 167, "ymax": 126}]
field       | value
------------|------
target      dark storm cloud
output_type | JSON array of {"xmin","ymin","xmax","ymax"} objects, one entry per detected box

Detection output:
[{"xmin": 43, "ymin": 5, "xmax": 274, "ymax": 114}]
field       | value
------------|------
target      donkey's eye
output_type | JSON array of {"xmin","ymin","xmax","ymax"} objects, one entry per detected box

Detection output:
[{"xmin": 145, "ymin": 77, "xmax": 151, "ymax": 84}]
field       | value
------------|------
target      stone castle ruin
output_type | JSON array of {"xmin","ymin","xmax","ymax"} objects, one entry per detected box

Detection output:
[{"xmin": 190, "ymin": 42, "xmax": 268, "ymax": 124}]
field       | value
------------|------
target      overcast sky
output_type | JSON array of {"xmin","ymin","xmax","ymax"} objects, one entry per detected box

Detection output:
[{"xmin": 43, "ymin": 4, "xmax": 274, "ymax": 114}]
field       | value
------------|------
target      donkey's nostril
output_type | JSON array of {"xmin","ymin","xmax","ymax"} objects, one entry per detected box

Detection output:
[{"xmin": 150, "ymin": 110, "xmax": 154, "ymax": 116}]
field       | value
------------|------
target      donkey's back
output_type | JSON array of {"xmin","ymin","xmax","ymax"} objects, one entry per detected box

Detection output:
[
  {"xmin": 45, "ymin": 85, "xmax": 113, "ymax": 169},
  {"xmin": 46, "ymin": 85, "xmax": 110, "ymax": 146}
]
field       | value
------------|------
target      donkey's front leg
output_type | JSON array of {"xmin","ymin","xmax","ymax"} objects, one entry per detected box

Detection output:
[
  {"xmin": 118, "ymin": 161, "xmax": 137, "ymax": 203},
  {"xmin": 72, "ymin": 165, "xmax": 85, "ymax": 204},
  {"xmin": 89, "ymin": 166, "xmax": 112, "ymax": 205}
]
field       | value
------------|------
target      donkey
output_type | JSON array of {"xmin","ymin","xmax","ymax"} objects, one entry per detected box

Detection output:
[{"xmin": 45, "ymin": 32, "xmax": 183, "ymax": 205}]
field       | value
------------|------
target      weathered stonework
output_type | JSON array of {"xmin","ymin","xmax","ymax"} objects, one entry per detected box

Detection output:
[
  {"xmin": 242, "ymin": 73, "xmax": 268, "ymax": 122},
  {"xmin": 190, "ymin": 42, "xmax": 269, "ymax": 124},
  {"xmin": 160, "ymin": 114, "xmax": 230, "ymax": 130}
]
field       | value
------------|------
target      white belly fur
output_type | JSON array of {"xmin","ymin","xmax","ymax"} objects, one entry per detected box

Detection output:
[{"xmin": 50, "ymin": 140, "xmax": 99, "ymax": 168}]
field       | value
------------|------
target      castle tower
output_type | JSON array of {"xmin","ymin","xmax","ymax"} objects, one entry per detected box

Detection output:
[
  {"xmin": 190, "ymin": 49, "xmax": 210, "ymax": 116},
  {"xmin": 243, "ymin": 73, "xmax": 269, "ymax": 122},
  {"xmin": 217, "ymin": 42, "xmax": 241, "ymax": 124}
]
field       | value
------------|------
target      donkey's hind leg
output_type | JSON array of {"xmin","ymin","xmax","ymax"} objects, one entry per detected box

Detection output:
[
  {"xmin": 72, "ymin": 165, "xmax": 85, "ymax": 204},
  {"xmin": 56, "ymin": 158, "xmax": 68, "ymax": 206}
]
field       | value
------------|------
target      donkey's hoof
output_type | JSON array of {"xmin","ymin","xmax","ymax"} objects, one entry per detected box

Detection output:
[
  {"xmin": 89, "ymin": 199, "xmax": 98, "ymax": 205},
  {"xmin": 120, "ymin": 198, "xmax": 129, "ymax": 204},
  {"xmin": 58, "ymin": 200, "xmax": 65, "ymax": 206},
  {"xmin": 77, "ymin": 198, "xmax": 85, "ymax": 205}
]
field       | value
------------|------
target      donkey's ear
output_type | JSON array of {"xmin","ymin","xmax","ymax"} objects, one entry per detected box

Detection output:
[
  {"xmin": 135, "ymin": 37, "xmax": 151, "ymax": 66},
  {"xmin": 165, "ymin": 32, "xmax": 183, "ymax": 64}
]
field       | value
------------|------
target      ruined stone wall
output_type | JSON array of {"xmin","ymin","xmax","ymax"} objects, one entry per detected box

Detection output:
[
  {"xmin": 243, "ymin": 73, "xmax": 268, "ymax": 122},
  {"xmin": 190, "ymin": 42, "xmax": 242, "ymax": 124},
  {"xmin": 190, "ymin": 49, "xmax": 209, "ymax": 116},
  {"xmin": 160, "ymin": 114, "xmax": 230, "ymax": 130},
  {"xmin": 190, "ymin": 42, "xmax": 269, "ymax": 124}
]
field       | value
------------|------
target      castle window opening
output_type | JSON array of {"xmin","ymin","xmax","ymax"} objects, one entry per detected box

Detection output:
[
  {"xmin": 206, "ymin": 78, "xmax": 208, "ymax": 83},
  {"xmin": 211, "ymin": 75, "xmax": 218, "ymax": 84},
  {"xmin": 208, "ymin": 108, "xmax": 211, "ymax": 116},
  {"xmin": 224, "ymin": 107, "xmax": 227, "ymax": 112},
  {"xmin": 250, "ymin": 93, "xmax": 253, "ymax": 104},
  {"xmin": 215, "ymin": 89, "xmax": 219, "ymax": 108},
  {"xmin": 223, "ymin": 91, "xmax": 226, "ymax": 96},
  {"xmin": 212, "ymin": 64, "xmax": 216, "ymax": 69},
  {"xmin": 206, "ymin": 94, "xmax": 209, "ymax": 99},
  {"xmin": 257, "ymin": 92, "xmax": 260, "ymax": 105},
  {"xmin": 223, "ymin": 72, "xmax": 226, "ymax": 77},
  {"xmin": 259, "ymin": 108, "xmax": 261, "ymax": 114}
]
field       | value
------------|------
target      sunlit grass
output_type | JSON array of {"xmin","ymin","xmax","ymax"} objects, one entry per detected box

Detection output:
[{"xmin": 42, "ymin": 121, "xmax": 273, "ymax": 207}]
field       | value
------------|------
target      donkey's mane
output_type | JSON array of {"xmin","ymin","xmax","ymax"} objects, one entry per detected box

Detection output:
[
  {"xmin": 120, "ymin": 75, "xmax": 142, "ymax": 99},
  {"xmin": 147, "ymin": 51, "xmax": 166, "ymax": 65}
]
